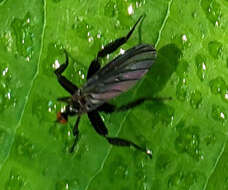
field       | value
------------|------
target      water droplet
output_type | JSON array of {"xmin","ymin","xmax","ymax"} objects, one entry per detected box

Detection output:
[
  {"xmin": 152, "ymin": 104, "xmax": 175, "ymax": 126},
  {"xmin": 109, "ymin": 157, "xmax": 129, "ymax": 182},
  {"xmin": 181, "ymin": 34, "xmax": 187, "ymax": 42},
  {"xmin": 128, "ymin": 4, "xmax": 134, "ymax": 15},
  {"xmin": 49, "ymin": 122, "xmax": 73, "ymax": 153},
  {"xmin": 48, "ymin": 100, "xmax": 57, "ymax": 113},
  {"xmin": 175, "ymin": 125, "xmax": 202, "ymax": 160},
  {"xmin": 221, "ymin": 86, "xmax": 228, "ymax": 103},
  {"xmin": 211, "ymin": 104, "xmax": 226, "ymax": 122},
  {"xmin": 72, "ymin": 17, "xmax": 93, "ymax": 40},
  {"xmin": 172, "ymin": 34, "xmax": 191, "ymax": 50},
  {"xmin": 209, "ymin": 77, "xmax": 226, "ymax": 95},
  {"xmin": 190, "ymin": 90, "xmax": 202, "ymax": 109},
  {"xmin": 31, "ymin": 95, "xmax": 49, "ymax": 121},
  {"xmin": 5, "ymin": 169, "xmax": 26, "ymax": 190},
  {"xmin": 168, "ymin": 171, "xmax": 197, "ymax": 189},
  {"xmin": 71, "ymin": 61, "xmax": 87, "ymax": 86},
  {"xmin": 104, "ymin": 1, "xmax": 117, "ymax": 17},
  {"xmin": 0, "ymin": 63, "xmax": 16, "ymax": 112},
  {"xmin": 0, "ymin": 30, "xmax": 14, "ymax": 52},
  {"xmin": 204, "ymin": 134, "xmax": 216, "ymax": 146},
  {"xmin": 192, "ymin": 11, "xmax": 197, "ymax": 19},
  {"xmin": 176, "ymin": 77, "xmax": 188, "ymax": 101},
  {"xmin": 42, "ymin": 42, "xmax": 64, "ymax": 77},
  {"xmin": 11, "ymin": 12, "xmax": 34, "ymax": 61},
  {"xmin": 195, "ymin": 54, "xmax": 207, "ymax": 81},
  {"xmin": 13, "ymin": 134, "xmax": 38, "ymax": 160},
  {"xmin": 176, "ymin": 61, "xmax": 189, "ymax": 77},
  {"xmin": 208, "ymin": 41, "xmax": 223, "ymax": 59},
  {"xmin": 201, "ymin": 0, "xmax": 222, "ymax": 26},
  {"xmin": 55, "ymin": 180, "xmax": 69, "ymax": 190}
]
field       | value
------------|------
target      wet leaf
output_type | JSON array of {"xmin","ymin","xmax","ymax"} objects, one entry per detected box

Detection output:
[{"xmin": 0, "ymin": 0, "xmax": 228, "ymax": 189}]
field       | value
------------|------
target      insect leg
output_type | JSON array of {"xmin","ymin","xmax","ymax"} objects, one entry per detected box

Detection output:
[
  {"xmin": 87, "ymin": 110, "xmax": 108, "ymax": 136},
  {"xmin": 97, "ymin": 103, "xmax": 116, "ymax": 113},
  {"xmin": 87, "ymin": 59, "xmax": 101, "ymax": 79},
  {"xmin": 117, "ymin": 97, "xmax": 172, "ymax": 111},
  {"xmin": 54, "ymin": 50, "xmax": 78, "ymax": 95},
  {"xmin": 106, "ymin": 137, "xmax": 151, "ymax": 158},
  {"xmin": 87, "ymin": 16, "xmax": 144, "ymax": 79},
  {"xmin": 97, "ymin": 15, "xmax": 144, "ymax": 58},
  {"xmin": 88, "ymin": 110, "xmax": 152, "ymax": 158},
  {"xmin": 70, "ymin": 116, "xmax": 81, "ymax": 153}
]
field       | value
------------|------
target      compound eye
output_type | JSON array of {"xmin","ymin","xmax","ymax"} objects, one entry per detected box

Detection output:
[{"xmin": 56, "ymin": 112, "xmax": 68, "ymax": 124}]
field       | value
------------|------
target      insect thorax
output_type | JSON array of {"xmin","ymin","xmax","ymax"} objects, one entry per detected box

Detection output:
[{"xmin": 70, "ymin": 89, "xmax": 86, "ymax": 114}]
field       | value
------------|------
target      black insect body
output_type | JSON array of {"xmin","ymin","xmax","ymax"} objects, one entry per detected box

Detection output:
[{"xmin": 55, "ymin": 16, "xmax": 156, "ymax": 158}]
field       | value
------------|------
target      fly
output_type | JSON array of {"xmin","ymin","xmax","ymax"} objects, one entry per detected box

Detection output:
[{"xmin": 55, "ymin": 16, "xmax": 156, "ymax": 158}]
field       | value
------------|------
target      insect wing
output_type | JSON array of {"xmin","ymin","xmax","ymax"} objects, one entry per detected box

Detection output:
[{"xmin": 82, "ymin": 44, "xmax": 156, "ymax": 110}]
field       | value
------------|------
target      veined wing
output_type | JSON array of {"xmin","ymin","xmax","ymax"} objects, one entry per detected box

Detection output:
[{"xmin": 82, "ymin": 44, "xmax": 156, "ymax": 110}]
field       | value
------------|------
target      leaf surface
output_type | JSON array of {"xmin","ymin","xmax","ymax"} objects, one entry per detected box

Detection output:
[{"xmin": 0, "ymin": 0, "xmax": 228, "ymax": 189}]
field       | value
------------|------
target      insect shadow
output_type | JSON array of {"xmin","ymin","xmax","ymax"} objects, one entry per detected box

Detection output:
[{"xmin": 54, "ymin": 16, "xmax": 181, "ymax": 158}]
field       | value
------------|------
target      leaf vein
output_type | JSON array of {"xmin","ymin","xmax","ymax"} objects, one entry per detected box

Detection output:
[
  {"xmin": 202, "ymin": 142, "xmax": 226, "ymax": 190},
  {"xmin": 85, "ymin": 1, "xmax": 174, "ymax": 188}
]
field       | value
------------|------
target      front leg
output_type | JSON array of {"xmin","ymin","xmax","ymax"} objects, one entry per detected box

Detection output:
[
  {"xmin": 87, "ymin": 15, "xmax": 144, "ymax": 80},
  {"xmin": 54, "ymin": 50, "xmax": 78, "ymax": 95},
  {"xmin": 97, "ymin": 15, "xmax": 144, "ymax": 58},
  {"xmin": 70, "ymin": 116, "xmax": 81, "ymax": 153}
]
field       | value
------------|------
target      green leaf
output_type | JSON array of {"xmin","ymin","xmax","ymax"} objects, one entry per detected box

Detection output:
[{"xmin": 0, "ymin": 0, "xmax": 228, "ymax": 189}]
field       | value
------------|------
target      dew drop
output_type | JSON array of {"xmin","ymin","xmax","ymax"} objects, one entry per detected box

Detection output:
[
  {"xmin": 11, "ymin": 12, "xmax": 34, "ymax": 61},
  {"xmin": 221, "ymin": 86, "xmax": 228, "ymax": 103},
  {"xmin": 204, "ymin": 134, "xmax": 216, "ymax": 146},
  {"xmin": 176, "ymin": 77, "xmax": 188, "ymax": 101},
  {"xmin": 0, "ymin": 30, "xmax": 14, "ymax": 52},
  {"xmin": 176, "ymin": 60, "xmax": 189, "ymax": 77},
  {"xmin": 42, "ymin": 42, "xmax": 64, "ymax": 77},
  {"xmin": 48, "ymin": 100, "xmax": 57, "ymax": 113},
  {"xmin": 56, "ymin": 180, "xmax": 69, "ymax": 190},
  {"xmin": 209, "ymin": 77, "xmax": 226, "ymax": 95},
  {"xmin": 181, "ymin": 34, "xmax": 187, "ymax": 42},
  {"xmin": 208, "ymin": 41, "xmax": 223, "ymax": 59},
  {"xmin": 0, "ymin": 63, "xmax": 16, "ymax": 112},
  {"xmin": 168, "ymin": 171, "xmax": 198, "ymax": 189},
  {"xmin": 195, "ymin": 54, "xmax": 207, "ymax": 81},
  {"xmin": 13, "ymin": 135, "xmax": 38, "ymax": 160},
  {"xmin": 211, "ymin": 104, "xmax": 226, "ymax": 122},
  {"xmin": 175, "ymin": 125, "xmax": 202, "ymax": 160},
  {"xmin": 128, "ymin": 4, "xmax": 134, "ymax": 15},
  {"xmin": 72, "ymin": 17, "xmax": 93, "ymax": 40},
  {"xmin": 172, "ymin": 34, "xmax": 191, "ymax": 50},
  {"xmin": 192, "ymin": 11, "xmax": 197, "ymax": 19},
  {"xmin": 31, "ymin": 96, "xmax": 49, "ymax": 122},
  {"xmin": 109, "ymin": 157, "xmax": 129, "ymax": 182},
  {"xmin": 72, "ymin": 61, "xmax": 87, "ymax": 86},
  {"xmin": 56, "ymin": 179, "xmax": 80, "ymax": 190},
  {"xmin": 201, "ymin": 0, "xmax": 222, "ymax": 26},
  {"xmin": 152, "ymin": 104, "xmax": 175, "ymax": 126},
  {"xmin": 190, "ymin": 90, "xmax": 202, "ymax": 109},
  {"xmin": 53, "ymin": 59, "xmax": 60, "ymax": 69},
  {"xmin": 5, "ymin": 169, "xmax": 26, "ymax": 190}
]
